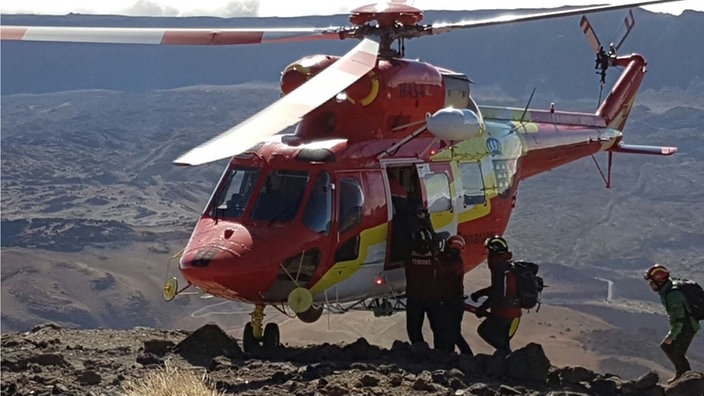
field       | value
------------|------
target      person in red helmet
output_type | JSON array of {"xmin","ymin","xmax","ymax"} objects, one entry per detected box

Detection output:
[
  {"xmin": 436, "ymin": 235, "xmax": 473, "ymax": 355},
  {"xmin": 469, "ymin": 235, "xmax": 521, "ymax": 357},
  {"xmin": 644, "ymin": 263, "xmax": 700, "ymax": 383}
]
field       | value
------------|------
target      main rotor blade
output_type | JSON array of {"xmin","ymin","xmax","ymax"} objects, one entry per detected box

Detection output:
[
  {"xmin": 431, "ymin": 0, "xmax": 681, "ymax": 33},
  {"xmin": 173, "ymin": 38, "xmax": 379, "ymax": 166},
  {"xmin": 1, "ymin": 26, "xmax": 341, "ymax": 45}
]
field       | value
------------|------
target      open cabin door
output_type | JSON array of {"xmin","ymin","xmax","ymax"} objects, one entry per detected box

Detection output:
[
  {"xmin": 415, "ymin": 162, "xmax": 454, "ymax": 235},
  {"xmin": 320, "ymin": 170, "xmax": 388, "ymax": 283},
  {"xmin": 382, "ymin": 162, "xmax": 454, "ymax": 268},
  {"xmin": 384, "ymin": 161, "xmax": 483, "ymax": 270},
  {"xmin": 383, "ymin": 164, "xmax": 418, "ymax": 270}
]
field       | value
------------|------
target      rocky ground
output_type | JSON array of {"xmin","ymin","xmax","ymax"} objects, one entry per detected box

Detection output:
[{"xmin": 1, "ymin": 323, "xmax": 702, "ymax": 396}]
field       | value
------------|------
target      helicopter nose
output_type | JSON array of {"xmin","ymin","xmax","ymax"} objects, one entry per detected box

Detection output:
[
  {"xmin": 179, "ymin": 241, "xmax": 274, "ymax": 301},
  {"xmin": 181, "ymin": 246, "xmax": 228, "ymax": 268},
  {"xmin": 179, "ymin": 223, "xmax": 253, "ymax": 272}
]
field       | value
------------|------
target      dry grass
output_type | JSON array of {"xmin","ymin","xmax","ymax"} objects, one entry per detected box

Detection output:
[{"xmin": 122, "ymin": 365, "xmax": 224, "ymax": 396}]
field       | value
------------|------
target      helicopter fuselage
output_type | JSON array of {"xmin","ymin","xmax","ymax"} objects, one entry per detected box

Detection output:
[{"xmin": 179, "ymin": 55, "xmax": 628, "ymax": 308}]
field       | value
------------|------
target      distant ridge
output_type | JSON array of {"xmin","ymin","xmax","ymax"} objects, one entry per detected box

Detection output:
[{"xmin": 2, "ymin": 9, "xmax": 702, "ymax": 97}]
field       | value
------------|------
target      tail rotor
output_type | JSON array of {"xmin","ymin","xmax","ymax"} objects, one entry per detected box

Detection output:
[{"xmin": 580, "ymin": 10, "xmax": 636, "ymax": 106}]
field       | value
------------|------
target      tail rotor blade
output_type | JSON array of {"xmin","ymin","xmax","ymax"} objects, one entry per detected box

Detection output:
[
  {"xmin": 580, "ymin": 15, "xmax": 602, "ymax": 54},
  {"xmin": 614, "ymin": 10, "xmax": 636, "ymax": 51}
]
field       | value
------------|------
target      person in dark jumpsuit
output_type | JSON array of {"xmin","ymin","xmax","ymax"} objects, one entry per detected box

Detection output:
[
  {"xmin": 470, "ymin": 235, "xmax": 522, "ymax": 357},
  {"xmin": 436, "ymin": 235, "xmax": 473, "ymax": 354},
  {"xmin": 405, "ymin": 227, "xmax": 443, "ymax": 348}
]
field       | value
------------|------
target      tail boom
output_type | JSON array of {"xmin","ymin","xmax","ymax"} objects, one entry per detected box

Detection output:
[{"xmin": 595, "ymin": 54, "xmax": 647, "ymax": 131}]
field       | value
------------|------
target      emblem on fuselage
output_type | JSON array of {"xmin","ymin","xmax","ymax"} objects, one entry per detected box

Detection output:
[{"xmin": 486, "ymin": 137, "xmax": 502, "ymax": 156}]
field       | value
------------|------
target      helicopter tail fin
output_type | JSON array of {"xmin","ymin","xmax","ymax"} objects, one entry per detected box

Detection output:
[
  {"xmin": 595, "ymin": 53, "xmax": 646, "ymax": 131},
  {"xmin": 596, "ymin": 54, "xmax": 678, "ymax": 157}
]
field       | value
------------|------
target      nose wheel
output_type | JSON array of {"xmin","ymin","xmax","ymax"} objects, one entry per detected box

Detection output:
[{"xmin": 242, "ymin": 304, "xmax": 280, "ymax": 353}]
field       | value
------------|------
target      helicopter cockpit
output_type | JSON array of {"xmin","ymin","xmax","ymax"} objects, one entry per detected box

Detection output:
[
  {"xmin": 212, "ymin": 166, "xmax": 339, "ymax": 234},
  {"xmin": 214, "ymin": 168, "xmax": 310, "ymax": 222}
]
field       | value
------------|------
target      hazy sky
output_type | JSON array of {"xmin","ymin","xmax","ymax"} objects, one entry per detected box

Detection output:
[{"xmin": 1, "ymin": 0, "xmax": 701, "ymax": 18}]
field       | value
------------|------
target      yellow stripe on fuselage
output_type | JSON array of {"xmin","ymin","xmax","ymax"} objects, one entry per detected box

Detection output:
[
  {"xmin": 457, "ymin": 201, "xmax": 491, "ymax": 223},
  {"xmin": 309, "ymin": 223, "xmax": 388, "ymax": 294},
  {"xmin": 430, "ymin": 211, "xmax": 454, "ymax": 229}
]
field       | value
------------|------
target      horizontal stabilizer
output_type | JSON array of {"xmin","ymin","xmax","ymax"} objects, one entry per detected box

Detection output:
[{"xmin": 613, "ymin": 142, "xmax": 677, "ymax": 156}]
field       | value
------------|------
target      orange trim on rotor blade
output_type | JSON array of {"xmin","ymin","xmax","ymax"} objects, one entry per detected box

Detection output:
[
  {"xmin": 161, "ymin": 31, "xmax": 264, "ymax": 45},
  {"xmin": 1, "ymin": 27, "xmax": 28, "ymax": 40}
]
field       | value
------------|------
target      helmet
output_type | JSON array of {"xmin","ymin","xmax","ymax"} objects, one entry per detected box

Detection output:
[
  {"xmin": 484, "ymin": 235, "xmax": 509, "ymax": 253},
  {"xmin": 415, "ymin": 206, "xmax": 429, "ymax": 219},
  {"xmin": 411, "ymin": 228, "xmax": 434, "ymax": 253},
  {"xmin": 447, "ymin": 235, "xmax": 465, "ymax": 251},
  {"xmin": 644, "ymin": 263, "xmax": 670, "ymax": 283}
]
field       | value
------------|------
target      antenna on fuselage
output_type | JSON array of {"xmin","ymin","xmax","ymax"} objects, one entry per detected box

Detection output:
[{"xmin": 511, "ymin": 88, "xmax": 536, "ymax": 133}]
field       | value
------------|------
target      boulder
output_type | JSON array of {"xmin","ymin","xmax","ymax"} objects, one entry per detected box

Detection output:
[
  {"xmin": 507, "ymin": 342, "xmax": 551, "ymax": 382},
  {"xmin": 665, "ymin": 371, "xmax": 704, "ymax": 396}
]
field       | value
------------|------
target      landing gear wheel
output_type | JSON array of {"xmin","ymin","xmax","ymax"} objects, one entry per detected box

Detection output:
[
  {"xmin": 262, "ymin": 323, "xmax": 280, "ymax": 350},
  {"xmin": 296, "ymin": 305, "xmax": 324, "ymax": 323},
  {"xmin": 287, "ymin": 287, "xmax": 313, "ymax": 313},
  {"xmin": 242, "ymin": 322, "xmax": 259, "ymax": 353}
]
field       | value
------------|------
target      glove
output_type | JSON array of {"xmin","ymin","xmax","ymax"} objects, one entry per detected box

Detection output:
[{"xmin": 470, "ymin": 292, "xmax": 480, "ymax": 302}]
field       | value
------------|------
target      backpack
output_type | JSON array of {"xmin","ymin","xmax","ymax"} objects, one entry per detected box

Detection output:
[
  {"xmin": 510, "ymin": 261, "xmax": 545, "ymax": 311},
  {"xmin": 671, "ymin": 278, "xmax": 704, "ymax": 321}
]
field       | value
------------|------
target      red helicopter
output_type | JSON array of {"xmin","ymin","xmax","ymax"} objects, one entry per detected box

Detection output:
[{"xmin": 1, "ymin": 1, "xmax": 679, "ymax": 352}]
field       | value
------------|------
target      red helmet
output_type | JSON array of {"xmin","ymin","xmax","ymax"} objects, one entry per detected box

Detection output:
[
  {"xmin": 644, "ymin": 264, "xmax": 670, "ymax": 283},
  {"xmin": 447, "ymin": 235, "xmax": 465, "ymax": 251},
  {"xmin": 484, "ymin": 235, "xmax": 508, "ymax": 253}
]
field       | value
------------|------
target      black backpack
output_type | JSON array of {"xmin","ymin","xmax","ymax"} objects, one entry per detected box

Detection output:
[
  {"xmin": 511, "ymin": 261, "xmax": 545, "ymax": 311},
  {"xmin": 671, "ymin": 278, "xmax": 704, "ymax": 321}
]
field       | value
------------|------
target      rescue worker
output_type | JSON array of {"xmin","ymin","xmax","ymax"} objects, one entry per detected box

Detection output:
[
  {"xmin": 436, "ymin": 235, "xmax": 473, "ymax": 355},
  {"xmin": 470, "ymin": 235, "xmax": 522, "ymax": 357},
  {"xmin": 405, "ymin": 227, "xmax": 443, "ymax": 348},
  {"xmin": 644, "ymin": 264, "xmax": 700, "ymax": 383},
  {"xmin": 389, "ymin": 174, "xmax": 411, "ymax": 263}
]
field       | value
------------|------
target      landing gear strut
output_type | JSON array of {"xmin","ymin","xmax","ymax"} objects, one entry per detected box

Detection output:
[
  {"xmin": 372, "ymin": 298, "xmax": 394, "ymax": 317},
  {"xmin": 242, "ymin": 304, "xmax": 280, "ymax": 353}
]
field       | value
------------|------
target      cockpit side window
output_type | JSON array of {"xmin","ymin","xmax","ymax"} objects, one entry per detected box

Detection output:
[
  {"xmin": 422, "ymin": 172, "xmax": 451, "ymax": 213},
  {"xmin": 214, "ymin": 167, "xmax": 260, "ymax": 218},
  {"xmin": 251, "ymin": 170, "xmax": 309, "ymax": 222},
  {"xmin": 302, "ymin": 172, "xmax": 332, "ymax": 234},
  {"xmin": 338, "ymin": 177, "xmax": 364, "ymax": 234},
  {"xmin": 460, "ymin": 162, "xmax": 486, "ymax": 205}
]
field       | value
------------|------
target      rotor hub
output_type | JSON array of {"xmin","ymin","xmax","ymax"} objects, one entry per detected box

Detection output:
[{"xmin": 349, "ymin": 2, "xmax": 423, "ymax": 28}]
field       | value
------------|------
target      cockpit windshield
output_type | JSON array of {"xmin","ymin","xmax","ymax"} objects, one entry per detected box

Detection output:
[
  {"xmin": 250, "ymin": 170, "xmax": 309, "ymax": 222},
  {"xmin": 212, "ymin": 167, "xmax": 312, "ymax": 223},
  {"xmin": 214, "ymin": 167, "xmax": 260, "ymax": 219}
]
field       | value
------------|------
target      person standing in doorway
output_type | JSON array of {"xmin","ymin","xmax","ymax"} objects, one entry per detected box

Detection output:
[{"xmin": 405, "ymin": 227, "xmax": 443, "ymax": 348}]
